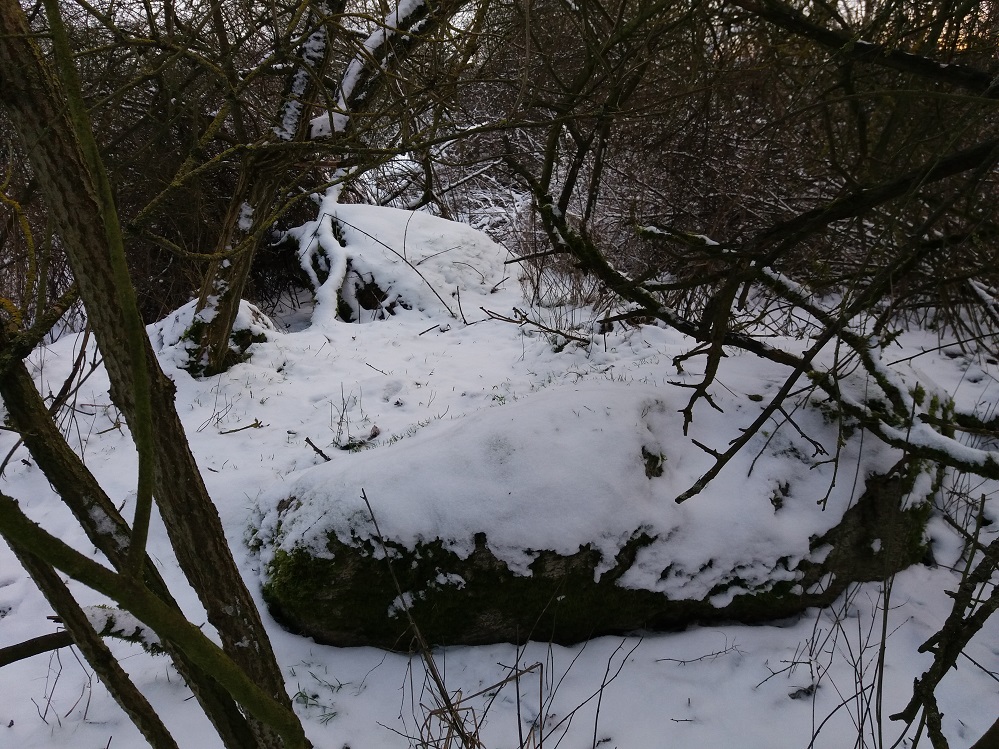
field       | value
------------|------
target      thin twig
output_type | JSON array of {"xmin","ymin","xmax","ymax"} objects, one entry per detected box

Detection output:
[
  {"xmin": 304, "ymin": 437, "xmax": 331, "ymax": 462},
  {"xmin": 360, "ymin": 490, "xmax": 480, "ymax": 748},
  {"xmin": 220, "ymin": 419, "xmax": 266, "ymax": 434},
  {"xmin": 503, "ymin": 248, "xmax": 572, "ymax": 265},
  {"xmin": 481, "ymin": 307, "xmax": 589, "ymax": 344}
]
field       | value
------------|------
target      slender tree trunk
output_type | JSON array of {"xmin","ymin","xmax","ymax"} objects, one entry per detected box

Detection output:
[
  {"xmin": 8, "ymin": 545, "xmax": 181, "ymax": 749},
  {"xmin": 0, "ymin": 2, "xmax": 299, "ymax": 747},
  {"xmin": 0, "ymin": 490, "xmax": 308, "ymax": 749},
  {"xmin": 0, "ymin": 338, "xmax": 259, "ymax": 749},
  {"xmin": 192, "ymin": 150, "xmax": 301, "ymax": 374},
  {"xmin": 191, "ymin": 1, "xmax": 338, "ymax": 374}
]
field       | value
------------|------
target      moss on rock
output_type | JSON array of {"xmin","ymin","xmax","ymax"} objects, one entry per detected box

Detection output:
[{"xmin": 262, "ymin": 458, "xmax": 932, "ymax": 650}]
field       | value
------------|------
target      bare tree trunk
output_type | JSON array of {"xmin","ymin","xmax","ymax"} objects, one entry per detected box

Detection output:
[
  {"xmin": 0, "ymin": 489, "xmax": 308, "ymax": 749},
  {"xmin": 0, "ymin": 2, "xmax": 300, "ymax": 746},
  {"xmin": 0, "ymin": 337, "xmax": 259, "ymax": 749},
  {"xmin": 8, "ymin": 545, "xmax": 181, "ymax": 749},
  {"xmin": 190, "ymin": 0, "xmax": 338, "ymax": 374},
  {"xmin": 191, "ymin": 149, "xmax": 306, "ymax": 374}
]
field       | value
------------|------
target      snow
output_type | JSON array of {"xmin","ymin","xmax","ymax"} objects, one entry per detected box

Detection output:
[
  {"xmin": 291, "ymin": 189, "xmax": 512, "ymax": 326},
  {"xmin": 1, "ymin": 203, "xmax": 998, "ymax": 749},
  {"xmin": 312, "ymin": 0, "xmax": 426, "ymax": 137},
  {"xmin": 84, "ymin": 607, "xmax": 162, "ymax": 651},
  {"xmin": 274, "ymin": 19, "xmax": 328, "ymax": 141},
  {"xmin": 237, "ymin": 202, "xmax": 254, "ymax": 232},
  {"xmin": 254, "ymin": 379, "xmax": 882, "ymax": 597}
]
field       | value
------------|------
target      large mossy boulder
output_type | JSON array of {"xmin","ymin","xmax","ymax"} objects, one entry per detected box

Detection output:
[
  {"xmin": 262, "ymin": 461, "xmax": 929, "ymax": 649},
  {"xmin": 251, "ymin": 383, "xmax": 934, "ymax": 650}
]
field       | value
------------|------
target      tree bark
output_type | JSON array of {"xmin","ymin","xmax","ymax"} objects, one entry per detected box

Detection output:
[
  {"xmin": 0, "ymin": 336, "xmax": 259, "ymax": 749},
  {"xmin": 0, "ymin": 2, "xmax": 299, "ymax": 746},
  {"xmin": 0, "ymin": 631, "xmax": 73, "ymax": 668},
  {"xmin": 0, "ymin": 491, "xmax": 308, "ymax": 749},
  {"xmin": 7, "ymin": 544, "xmax": 181, "ymax": 749},
  {"xmin": 190, "ymin": 0, "xmax": 339, "ymax": 374}
]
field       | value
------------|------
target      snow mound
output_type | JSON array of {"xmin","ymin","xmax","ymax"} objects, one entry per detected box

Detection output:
[
  {"xmin": 149, "ymin": 298, "xmax": 278, "ymax": 370},
  {"xmin": 293, "ymin": 192, "xmax": 515, "ymax": 325},
  {"xmin": 337, "ymin": 202, "xmax": 512, "ymax": 319},
  {"xmin": 254, "ymin": 379, "xmax": 894, "ymax": 604}
]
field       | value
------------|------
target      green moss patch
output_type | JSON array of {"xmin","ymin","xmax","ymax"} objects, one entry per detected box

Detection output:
[{"xmin": 262, "ymin": 459, "xmax": 932, "ymax": 650}]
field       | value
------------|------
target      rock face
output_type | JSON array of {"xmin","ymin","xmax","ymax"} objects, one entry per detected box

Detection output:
[{"xmin": 260, "ymin": 459, "xmax": 931, "ymax": 650}]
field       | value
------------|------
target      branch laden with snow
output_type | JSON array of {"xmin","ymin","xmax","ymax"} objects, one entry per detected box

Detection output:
[
  {"xmin": 274, "ymin": 1, "xmax": 333, "ymax": 142},
  {"xmin": 311, "ymin": 0, "xmax": 466, "ymax": 137},
  {"xmin": 84, "ymin": 606, "xmax": 164, "ymax": 654}
]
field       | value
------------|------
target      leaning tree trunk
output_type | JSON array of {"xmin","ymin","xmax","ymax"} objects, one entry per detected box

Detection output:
[
  {"xmin": 190, "ymin": 0, "xmax": 338, "ymax": 374},
  {"xmin": 0, "ymin": 338, "xmax": 260, "ymax": 749},
  {"xmin": 0, "ymin": 2, "xmax": 301, "ymax": 747},
  {"xmin": 7, "ymin": 545, "xmax": 181, "ymax": 749}
]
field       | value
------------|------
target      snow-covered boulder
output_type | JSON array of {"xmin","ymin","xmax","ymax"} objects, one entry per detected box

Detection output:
[
  {"xmin": 251, "ymin": 383, "xmax": 933, "ymax": 649},
  {"xmin": 290, "ymin": 196, "xmax": 513, "ymax": 326}
]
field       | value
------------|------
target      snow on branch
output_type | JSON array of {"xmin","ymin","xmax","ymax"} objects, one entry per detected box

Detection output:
[
  {"xmin": 760, "ymin": 261, "xmax": 999, "ymax": 480},
  {"xmin": 274, "ymin": 3, "xmax": 332, "ymax": 141},
  {"xmin": 83, "ymin": 605, "xmax": 164, "ymax": 653},
  {"xmin": 313, "ymin": 0, "xmax": 429, "ymax": 137}
]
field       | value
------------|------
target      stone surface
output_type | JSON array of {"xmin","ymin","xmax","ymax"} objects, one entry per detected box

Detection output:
[{"xmin": 261, "ymin": 459, "xmax": 933, "ymax": 650}]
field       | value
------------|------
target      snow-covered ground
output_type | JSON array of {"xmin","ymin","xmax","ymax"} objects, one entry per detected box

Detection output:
[{"xmin": 1, "ymin": 202, "xmax": 997, "ymax": 749}]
